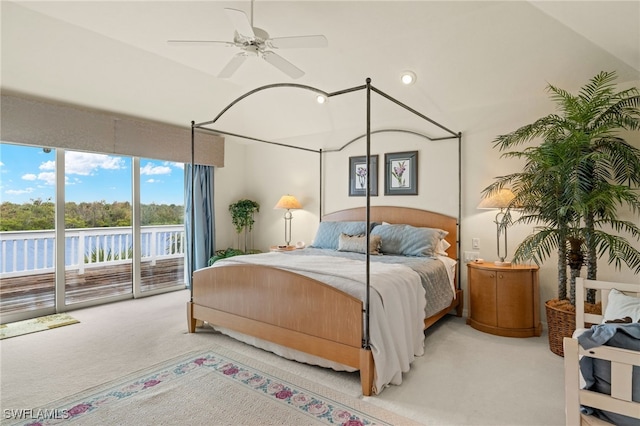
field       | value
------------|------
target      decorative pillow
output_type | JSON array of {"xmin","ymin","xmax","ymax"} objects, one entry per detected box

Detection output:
[
  {"xmin": 436, "ymin": 238, "xmax": 451, "ymax": 256},
  {"xmin": 337, "ymin": 233, "xmax": 382, "ymax": 255},
  {"xmin": 602, "ymin": 289, "xmax": 640, "ymax": 323},
  {"xmin": 310, "ymin": 221, "xmax": 371, "ymax": 250},
  {"xmin": 371, "ymin": 224, "xmax": 447, "ymax": 257}
]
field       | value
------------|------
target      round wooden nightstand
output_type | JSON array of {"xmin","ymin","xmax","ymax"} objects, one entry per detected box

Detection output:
[{"xmin": 466, "ymin": 262, "xmax": 542, "ymax": 338}]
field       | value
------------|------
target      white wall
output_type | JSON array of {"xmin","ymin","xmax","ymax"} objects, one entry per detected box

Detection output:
[
  {"xmin": 215, "ymin": 80, "xmax": 640, "ymax": 323},
  {"xmin": 321, "ymin": 132, "xmax": 459, "ymax": 218},
  {"xmin": 214, "ymin": 138, "xmax": 320, "ymax": 252},
  {"xmin": 213, "ymin": 141, "xmax": 249, "ymax": 250}
]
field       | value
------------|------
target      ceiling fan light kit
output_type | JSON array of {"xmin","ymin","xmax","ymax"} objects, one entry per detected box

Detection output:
[{"xmin": 168, "ymin": 4, "xmax": 328, "ymax": 79}]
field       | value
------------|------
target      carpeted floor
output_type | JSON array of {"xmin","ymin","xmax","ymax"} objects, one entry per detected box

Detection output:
[
  {"xmin": 0, "ymin": 289, "xmax": 566, "ymax": 425},
  {"xmin": 3, "ymin": 346, "xmax": 417, "ymax": 426}
]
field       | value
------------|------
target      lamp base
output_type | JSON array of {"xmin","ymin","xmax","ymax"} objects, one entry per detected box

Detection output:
[{"xmin": 494, "ymin": 260, "xmax": 512, "ymax": 267}]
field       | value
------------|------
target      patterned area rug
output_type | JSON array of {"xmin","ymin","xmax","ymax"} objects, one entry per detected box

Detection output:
[
  {"xmin": 0, "ymin": 313, "xmax": 79, "ymax": 340},
  {"xmin": 3, "ymin": 346, "xmax": 421, "ymax": 425}
]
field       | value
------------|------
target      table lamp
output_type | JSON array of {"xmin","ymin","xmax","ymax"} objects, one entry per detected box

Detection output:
[
  {"xmin": 477, "ymin": 188, "xmax": 515, "ymax": 266},
  {"xmin": 274, "ymin": 195, "xmax": 302, "ymax": 246}
]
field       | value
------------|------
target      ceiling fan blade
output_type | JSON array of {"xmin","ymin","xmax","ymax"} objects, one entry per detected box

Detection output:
[
  {"xmin": 218, "ymin": 53, "xmax": 248, "ymax": 78},
  {"xmin": 167, "ymin": 40, "xmax": 235, "ymax": 47},
  {"xmin": 224, "ymin": 8, "xmax": 255, "ymax": 38},
  {"xmin": 262, "ymin": 51, "xmax": 304, "ymax": 79},
  {"xmin": 268, "ymin": 35, "xmax": 328, "ymax": 49}
]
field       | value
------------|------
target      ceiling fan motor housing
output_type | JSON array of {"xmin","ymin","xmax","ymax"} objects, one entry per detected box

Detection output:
[{"xmin": 235, "ymin": 27, "xmax": 269, "ymax": 55}]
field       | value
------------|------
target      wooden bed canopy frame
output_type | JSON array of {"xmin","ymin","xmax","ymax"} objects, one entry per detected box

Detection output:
[{"xmin": 188, "ymin": 79, "xmax": 463, "ymax": 395}]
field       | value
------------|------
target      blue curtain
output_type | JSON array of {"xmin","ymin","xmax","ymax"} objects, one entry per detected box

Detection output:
[{"xmin": 184, "ymin": 164, "xmax": 215, "ymax": 288}]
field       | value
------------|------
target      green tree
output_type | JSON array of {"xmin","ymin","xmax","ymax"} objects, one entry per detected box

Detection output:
[{"xmin": 1, "ymin": 200, "xmax": 184, "ymax": 231}]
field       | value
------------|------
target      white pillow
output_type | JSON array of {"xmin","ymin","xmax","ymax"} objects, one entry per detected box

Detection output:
[
  {"xmin": 436, "ymin": 239, "xmax": 451, "ymax": 256},
  {"xmin": 602, "ymin": 288, "xmax": 640, "ymax": 323}
]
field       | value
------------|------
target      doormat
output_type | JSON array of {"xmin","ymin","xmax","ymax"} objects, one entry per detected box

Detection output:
[{"xmin": 0, "ymin": 313, "xmax": 79, "ymax": 340}]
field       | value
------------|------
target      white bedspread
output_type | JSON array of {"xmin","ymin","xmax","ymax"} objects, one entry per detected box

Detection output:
[{"xmin": 213, "ymin": 252, "xmax": 427, "ymax": 394}]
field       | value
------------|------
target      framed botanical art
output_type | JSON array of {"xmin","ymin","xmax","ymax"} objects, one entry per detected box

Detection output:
[
  {"xmin": 385, "ymin": 151, "xmax": 418, "ymax": 195},
  {"xmin": 349, "ymin": 155, "xmax": 378, "ymax": 196}
]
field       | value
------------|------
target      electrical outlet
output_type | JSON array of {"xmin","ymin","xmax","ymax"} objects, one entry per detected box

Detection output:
[
  {"xmin": 472, "ymin": 238, "xmax": 480, "ymax": 249},
  {"xmin": 464, "ymin": 251, "xmax": 480, "ymax": 262}
]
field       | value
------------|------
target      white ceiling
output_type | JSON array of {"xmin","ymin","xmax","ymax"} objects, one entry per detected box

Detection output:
[{"xmin": 2, "ymin": 1, "xmax": 639, "ymax": 149}]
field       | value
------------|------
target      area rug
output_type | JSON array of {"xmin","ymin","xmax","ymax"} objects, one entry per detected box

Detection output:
[
  {"xmin": 3, "ymin": 346, "xmax": 421, "ymax": 426},
  {"xmin": 0, "ymin": 313, "xmax": 79, "ymax": 340}
]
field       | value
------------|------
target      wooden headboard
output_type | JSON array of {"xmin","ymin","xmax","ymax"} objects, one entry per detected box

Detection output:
[{"xmin": 322, "ymin": 206, "xmax": 458, "ymax": 260}]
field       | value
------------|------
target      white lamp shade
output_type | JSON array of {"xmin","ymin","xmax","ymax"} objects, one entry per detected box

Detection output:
[
  {"xmin": 274, "ymin": 195, "xmax": 302, "ymax": 210},
  {"xmin": 477, "ymin": 189, "xmax": 515, "ymax": 210}
]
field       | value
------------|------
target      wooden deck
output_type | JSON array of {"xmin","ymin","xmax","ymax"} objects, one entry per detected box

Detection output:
[{"xmin": 0, "ymin": 258, "xmax": 185, "ymax": 314}]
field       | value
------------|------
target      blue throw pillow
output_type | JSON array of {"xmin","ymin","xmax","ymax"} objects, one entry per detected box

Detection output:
[
  {"xmin": 310, "ymin": 221, "xmax": 371, "ymax": 250},
  {"xmin": 371, "ymin": 224, "xmax": 447, "ymax": 257}
]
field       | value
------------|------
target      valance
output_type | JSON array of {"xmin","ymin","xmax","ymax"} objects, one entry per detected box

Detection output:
[{"xmin": 1, "ymin": 93, "xmax": 224, "ymax": 167}]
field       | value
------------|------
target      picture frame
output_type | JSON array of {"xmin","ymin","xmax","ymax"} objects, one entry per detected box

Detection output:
[
  {"xmin": 349, "ymin": 155, "xmax": 378, "ymax": 197},
  {"xmin": 384, "ymin": 151, "xmax": 418, "ymax": 195}
]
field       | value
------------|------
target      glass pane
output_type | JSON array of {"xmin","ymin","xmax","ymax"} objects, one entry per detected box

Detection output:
[
  {"xmin": 64, "ymin": 151, "xmax": 133, "ymax": 305},
  {"xmin": 0, "ymin": 143, "xmax": 56, "ymax": 315},
  {"xmin": 140, "ymin": 159, "xmax": 185, "ymax": 292}
]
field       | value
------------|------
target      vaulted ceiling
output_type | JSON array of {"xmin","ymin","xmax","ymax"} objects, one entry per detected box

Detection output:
[{"xmin": 2, "ymin": 1, "xmax": 639, "ymax": 149}]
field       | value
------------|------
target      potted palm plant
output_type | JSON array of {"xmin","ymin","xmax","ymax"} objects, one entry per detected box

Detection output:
[{"xmin": 483, "ymin": 71, "xmax": 640, "ymax": 356}]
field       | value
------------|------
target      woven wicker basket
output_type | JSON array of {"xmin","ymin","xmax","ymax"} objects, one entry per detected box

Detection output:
[{"xmin": 545, "ymin": 300, "xmax": 576, "ymax": 357}]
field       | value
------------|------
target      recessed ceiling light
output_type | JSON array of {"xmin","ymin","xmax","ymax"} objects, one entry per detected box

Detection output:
[
  {"xmin": 401, "ymin": 71, "xmax": 417, "ymax": 85},
  {"xmin": 316, "ymin": 95, "xmax": 327, "ymax": 104}
]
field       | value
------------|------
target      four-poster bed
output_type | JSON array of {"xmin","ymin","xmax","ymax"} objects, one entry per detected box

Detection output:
[{"xmin": 187, "ymin": 79, "xmax": 463, "ymax": 395}]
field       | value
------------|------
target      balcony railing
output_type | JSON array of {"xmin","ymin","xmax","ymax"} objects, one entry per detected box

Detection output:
[{"xmin": 0, "ymin": 225, "xmax": 185, "ymax": 278}]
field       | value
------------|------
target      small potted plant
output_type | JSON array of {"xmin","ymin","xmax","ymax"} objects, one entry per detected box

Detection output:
[{"xmin": 228, "ymin": 199, "xmax": 260, "ymax": 253}]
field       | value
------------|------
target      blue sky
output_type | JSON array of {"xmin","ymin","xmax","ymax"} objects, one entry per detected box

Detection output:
[{"xmin": 0, "ymin": 143, "xmax": 184, "ymax": 205}]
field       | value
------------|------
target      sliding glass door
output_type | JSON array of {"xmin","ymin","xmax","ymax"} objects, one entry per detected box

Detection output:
[
  {"xmin": 139, "ymin": 158, "xmax": 186, "ymax": 294},
  {"xmin": 0, "ymin": 144, "xmax": 57, "ymax": 318},
  {"xmin": 0, "ymin": 144, "xmax": 187, "ymax": 322},
  {"xmin": 64, "ymin": 151, "xmax": 133, "ymax": 306}
]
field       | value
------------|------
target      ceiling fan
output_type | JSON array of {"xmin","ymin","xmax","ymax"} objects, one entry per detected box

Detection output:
[{"xmin": 168, "ymin": 2, "xmax": 328, "ymax": 79}]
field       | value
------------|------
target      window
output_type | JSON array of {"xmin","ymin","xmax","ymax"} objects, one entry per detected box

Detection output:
[
  {"xmin": 139, "ymin": 158, "xmax": 185, "ymax": 293},
  {"xmin": 64, "ymin": 151, "xmax": 134, "ymax": 305},
  {"xmin": 0, "ymin": 144, "xmax": 56, "ymax": 316},
  {"xmin": 0, "ymin": 143, "xmax": 186, "ymax": 322}
]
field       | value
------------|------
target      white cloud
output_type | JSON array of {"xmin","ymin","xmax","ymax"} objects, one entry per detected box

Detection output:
[
  {"xmin": 64, "ymin": 152, "xmax": 125, "ymax": 175},
  {"xmin": 66, "ymin": 176, "xmax": 81, "ymax": 186},
  {"xmin": 22, "ymin": 173, "xmax": 37, "ymax": 181},
  {"xmin": 141, "ymin": 162, "xmax": 171, "ymax": 176},
  {"xmin": 38, "ymin": 172, "xmax": 56, "ymax": 186},
  {"xmin": 6, "ymin": 188, "xmax": 34, "ymax": 195},
  {"xmin": 164, "ymin": 161, "xmax": 184, "ymax": 170},
  {"xmin": 40, "ymin": 160, "xmax": 55, "ymax": 171}
]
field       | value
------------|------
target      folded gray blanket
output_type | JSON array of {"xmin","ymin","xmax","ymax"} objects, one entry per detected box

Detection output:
[
  {"xmin": 578, "ymin": 322, "xmax": 640, "ymax": 350},
  {"xmin": 578, "ymin": 323, "xmax": 640, "ymax": 426}
]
